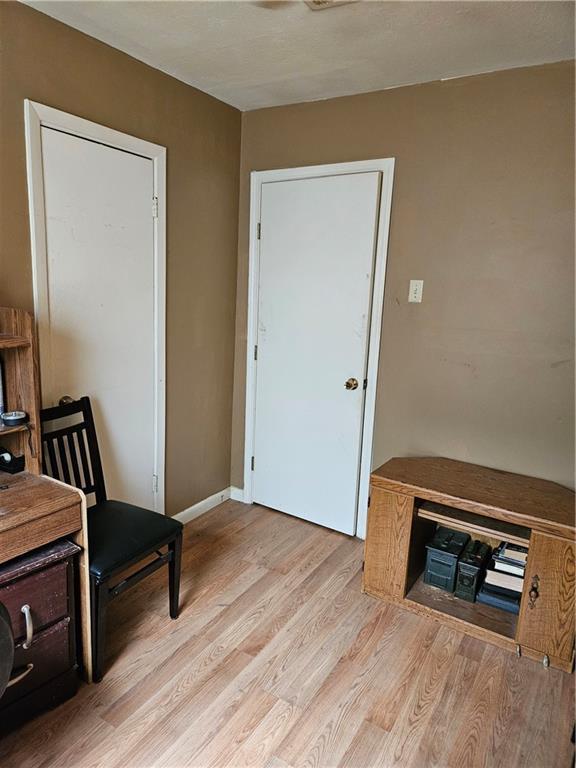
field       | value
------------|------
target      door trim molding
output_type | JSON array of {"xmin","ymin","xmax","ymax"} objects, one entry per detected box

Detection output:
[
  {"xmin": 24, "ymin": 100, "xmax": 167, "ymax": 514},
  {"xmin": 242, "ymin": 159, "xmax": 395, "ymax": 538}
]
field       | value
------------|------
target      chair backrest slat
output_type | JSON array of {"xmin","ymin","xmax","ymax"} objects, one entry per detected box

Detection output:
[
  {"xmin": 75, "ymin": 429, "xmax": 94, "ymax": 492},
  {"xmin": 45, "ymin": 438, "xmax": 60, "ymax": 482},
  {"xmin": 40, "ymin": 396, "xmax": 107, "ymax": 504},
  {"xmin": 67, "ymin": 432, "xmax": 81, "ymax": 489},
  {"xmin": 56, "ymin": 434, "xmax": 71, "ymax": 485}
]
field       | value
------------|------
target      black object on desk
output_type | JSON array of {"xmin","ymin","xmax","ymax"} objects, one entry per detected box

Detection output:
[{"xmin": 0, "ymin": 447, "xmax": 26, "ymax": 474}]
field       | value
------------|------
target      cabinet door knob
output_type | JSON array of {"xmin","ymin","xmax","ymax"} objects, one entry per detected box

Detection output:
[
  {"xmin": 21, "ymin": 604, "xmax": 34, "ymax": 649},
  {"xmin": 528, "ymin": 575, "xmax": 540, "ymax": 610}
]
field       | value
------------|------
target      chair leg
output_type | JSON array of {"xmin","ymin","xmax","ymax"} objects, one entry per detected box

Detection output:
[
  {"xmin": 168, "ymin": 533, "xmax": 182, "ymax": 620},
  {"xmin": 90, "ymin": 575, "xmax": 110, "ymax": 683}
]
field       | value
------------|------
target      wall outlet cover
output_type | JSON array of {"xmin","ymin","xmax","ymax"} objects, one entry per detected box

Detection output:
[{"xmin": 408, "ymin": 279, "xmax": 424, "ymax": 303}]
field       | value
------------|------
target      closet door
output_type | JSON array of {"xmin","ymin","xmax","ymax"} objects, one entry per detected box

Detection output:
[{"xmin": 40, "ymin": 127, "xmax": 158, "ymax": 510}]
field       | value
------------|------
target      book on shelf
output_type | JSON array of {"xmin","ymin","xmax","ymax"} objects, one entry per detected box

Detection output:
[
  {"xmin": 493, "ymin": 560, "xmax": 525, "ymax": 577},
  {"xmin": 480, "ymin": 582, "xmax": 522, "ymax": 600},
  {"xmin": 484, "ymin": 561, "xmax": 523, "ymax": 593},
  {"xmin": 477, "ymin": 585, "xmax": 520, "ymax": 615},
  {"xmin": 492, "ymin": 541, "xmax": 528, "ymax": 577},
  {"xmin": 493, "ymin": 541, "xmax": 528, "ymax": 565},
  {"xmin": 498, "ymin": 542, "xmax": 528, "ymax": 563}
]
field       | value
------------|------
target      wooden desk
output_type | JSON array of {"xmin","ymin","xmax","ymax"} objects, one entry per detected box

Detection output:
[
  {"xmin": 363, "ymin": 457, "xmax": 575, "ymax": 672},
  {"xmin": 0, "ymin": 471, "xmax": 92, "ymax": 680}
]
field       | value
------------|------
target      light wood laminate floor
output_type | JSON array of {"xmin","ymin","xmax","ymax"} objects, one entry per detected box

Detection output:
[{"xmin": 0, "ymin": 501, "xmax": 573, "ymax": 768}]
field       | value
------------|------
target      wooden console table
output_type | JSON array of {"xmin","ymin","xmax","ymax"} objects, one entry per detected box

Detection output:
[{"xmin": 363, "ymin": 457, "xmax": 575, "ymax": 672}]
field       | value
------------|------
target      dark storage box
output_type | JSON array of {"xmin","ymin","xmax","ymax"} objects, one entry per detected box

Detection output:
[
  {"xmin": 454, "ymin": 540, "xmax": 491, "ymax": 602},
  {"xmin": 424, "ymin": 527, "xmax": 470, "ymax": 592}
]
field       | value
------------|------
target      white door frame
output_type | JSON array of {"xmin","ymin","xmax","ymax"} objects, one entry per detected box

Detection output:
[
  {"xmin": 24, "ymin": 100, "xmax": 167, "ymax": 514},
  {"xmin": 243, "ymin": 159, "xmax": 395, "ymax": 538}
]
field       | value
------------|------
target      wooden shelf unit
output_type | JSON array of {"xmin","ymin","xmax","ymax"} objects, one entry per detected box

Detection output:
[
  {"xmin": 363, "ymin": 457, "xmax": 575, "ymax": 672},
  {"xmin": 0, "ymin": 308, "xmax": 41, "ymax": 473},
  {"xmin": 0, "ymin": 423, "xmax": 30, "ymax": 437},
  {"xmin": 416, "ymin": 500, "xmax": 531, "ymax": 548},
  {"xmin": 406, "ymin": 574, "xmax": 518, "ymax": 640}
]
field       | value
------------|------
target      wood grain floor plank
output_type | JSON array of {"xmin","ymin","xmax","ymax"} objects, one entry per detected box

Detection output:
[
  {"xmin": 238, "ymin": 581, "xmax": 313, "ymax": 658},
  {"xmin": 380, "ymin": 625, "xmax": 462, "ymax": 767},
  {"xmin": 276, "ymin": 627, "xmax": 401, "ymax": 768},
  {"xmin": 264, "ymin": 757, "xmax": 294, "ymax": 768},
  {"xmin": 272, "ymin": 527, "xmax": 341, "ymax": 576},
  {"xmin": 336, "ymin": 719, "xmax": 388, "ymax": 768},
  {"xmin": 367, "ymin": 616, "xmax": 439, "ymax": 731},
  {"xmin": 446, "ymin": 644, "xmax": 507, "ymax": 768},
  {"xmin": 106, "ymin": 649, "xmax": 254, "ymax": 768},
  {"xmin": 222, "ymin": 698, "xmax": 302, "ymax": 768},
  {"xmin": 409, "ymin": 651, "xmax": 480, "ymax": 768},
  {"xmin": 512, "ymin": 662, "xmax": 575, "ymax": 768},
  {"xmin": 277, "ymin": 598, "xmax": 380, "ymax": 708},
  {"xmin": 184, "ymin": 687, "xmax": 278, "ymax": 768},
  {"xmin": 237, "ymin": 533, "xmax": 349, "ymax": 658},
  {"xmin": 1, "ymin": 502, "xmax": 572, "ymax": 768},
  {"xmin": 101, "ymin": 632, "xmax": 211, "ymax": 727},
  {"xmin": 259, "ymin": 588, "xmax": 358, "ymax": 696}
]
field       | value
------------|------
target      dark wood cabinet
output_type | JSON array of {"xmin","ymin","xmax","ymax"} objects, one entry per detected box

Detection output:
[
  {"xmin": 0, "ymin": 472, "xmax": 91, "ymax": 679},
  {"xmin": 0, "ymin": 539, "xmax": 80, "ymax": 730}
]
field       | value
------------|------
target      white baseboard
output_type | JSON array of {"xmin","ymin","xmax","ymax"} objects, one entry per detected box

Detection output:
[
  {"xmin": 174, "ymin": 487, "xmax": 231, "ymax": 525},
  {"xmin": 230, "ymin": 486, "xmax": 245, "ymax": 502}
]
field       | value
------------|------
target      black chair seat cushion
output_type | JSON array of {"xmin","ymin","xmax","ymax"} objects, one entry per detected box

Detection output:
[{"xmin": 88, "ymin": 500, "xmax": 183, "ymax": 580}]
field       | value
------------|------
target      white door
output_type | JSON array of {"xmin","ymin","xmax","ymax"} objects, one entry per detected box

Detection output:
[
  {"xmin": 253, "ymin": 172, "xmax": 382, "ymax": 534},
  {"xmin": 40, "ymin": 127, "xmax": 157, "ymax": 510}
]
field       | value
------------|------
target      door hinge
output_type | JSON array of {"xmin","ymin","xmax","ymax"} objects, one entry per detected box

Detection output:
[
  {"xmin": 257, "ymin": 223, "xmax": 261, "ymax": 240},
  {"xmin": 368, "ymin": 495, "xmax": 371, "ymax": 508},
  {"xmin": 363, "ymin": 379, "xmax": 368, "ymax": 390},
  {"xmin": 152, "ymin": 474, "xmax": 159, "ymax": 493},
  {"xmin": 254, "ymin": 345, "xmax": 258, "ymax": 361},
  {"xmin": 152, "ymin": 196, "xmax": 159, "ymax": 219},
  {"xmin": 251, "ymin": 456, "xmax": 255, "ymax": 471}
]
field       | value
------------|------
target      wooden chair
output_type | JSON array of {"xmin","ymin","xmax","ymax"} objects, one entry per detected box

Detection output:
[{"xmin": 40, "ymin": 396, "xmax": 183, "ymax": 682}]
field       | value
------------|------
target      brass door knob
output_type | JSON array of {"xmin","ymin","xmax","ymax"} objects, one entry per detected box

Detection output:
[{"xmin": 345, "ymin": 378, "xmax": 359, "ymax": 390}]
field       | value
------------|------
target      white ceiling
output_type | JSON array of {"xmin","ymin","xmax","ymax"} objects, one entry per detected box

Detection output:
[{"xmin": 24, "ymin": 0, "xmax": 575, "ymax": 110}]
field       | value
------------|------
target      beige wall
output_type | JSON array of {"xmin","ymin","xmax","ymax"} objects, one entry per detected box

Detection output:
[
  {"xmin": 1, "ymin": 2, "xmax": 573, "ymax": 504},
  {"xmin": 0, "ymin": 2, "xmax": 242, "ymax": 515},
  {"xmin": 232, "ymin": 62, "xmax": 575, "ymax": 490}
]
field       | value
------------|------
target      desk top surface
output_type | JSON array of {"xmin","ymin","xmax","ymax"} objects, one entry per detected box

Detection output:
[
  {"xmin": 372, "ymin": 457, "xmax": 575, "ymax": 538},
  {"xmin": 0, "ymin": 471, "xmax": 81, "ymax": 533}
]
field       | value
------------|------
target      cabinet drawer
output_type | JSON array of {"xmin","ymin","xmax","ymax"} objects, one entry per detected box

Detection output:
[
  {"xmin": 0, "ymin": 562, "xmax": 69, "ymax": 642},
  {"xmin": 1, "ymin": 618, "xmax": 72, "ymax": 708}
]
